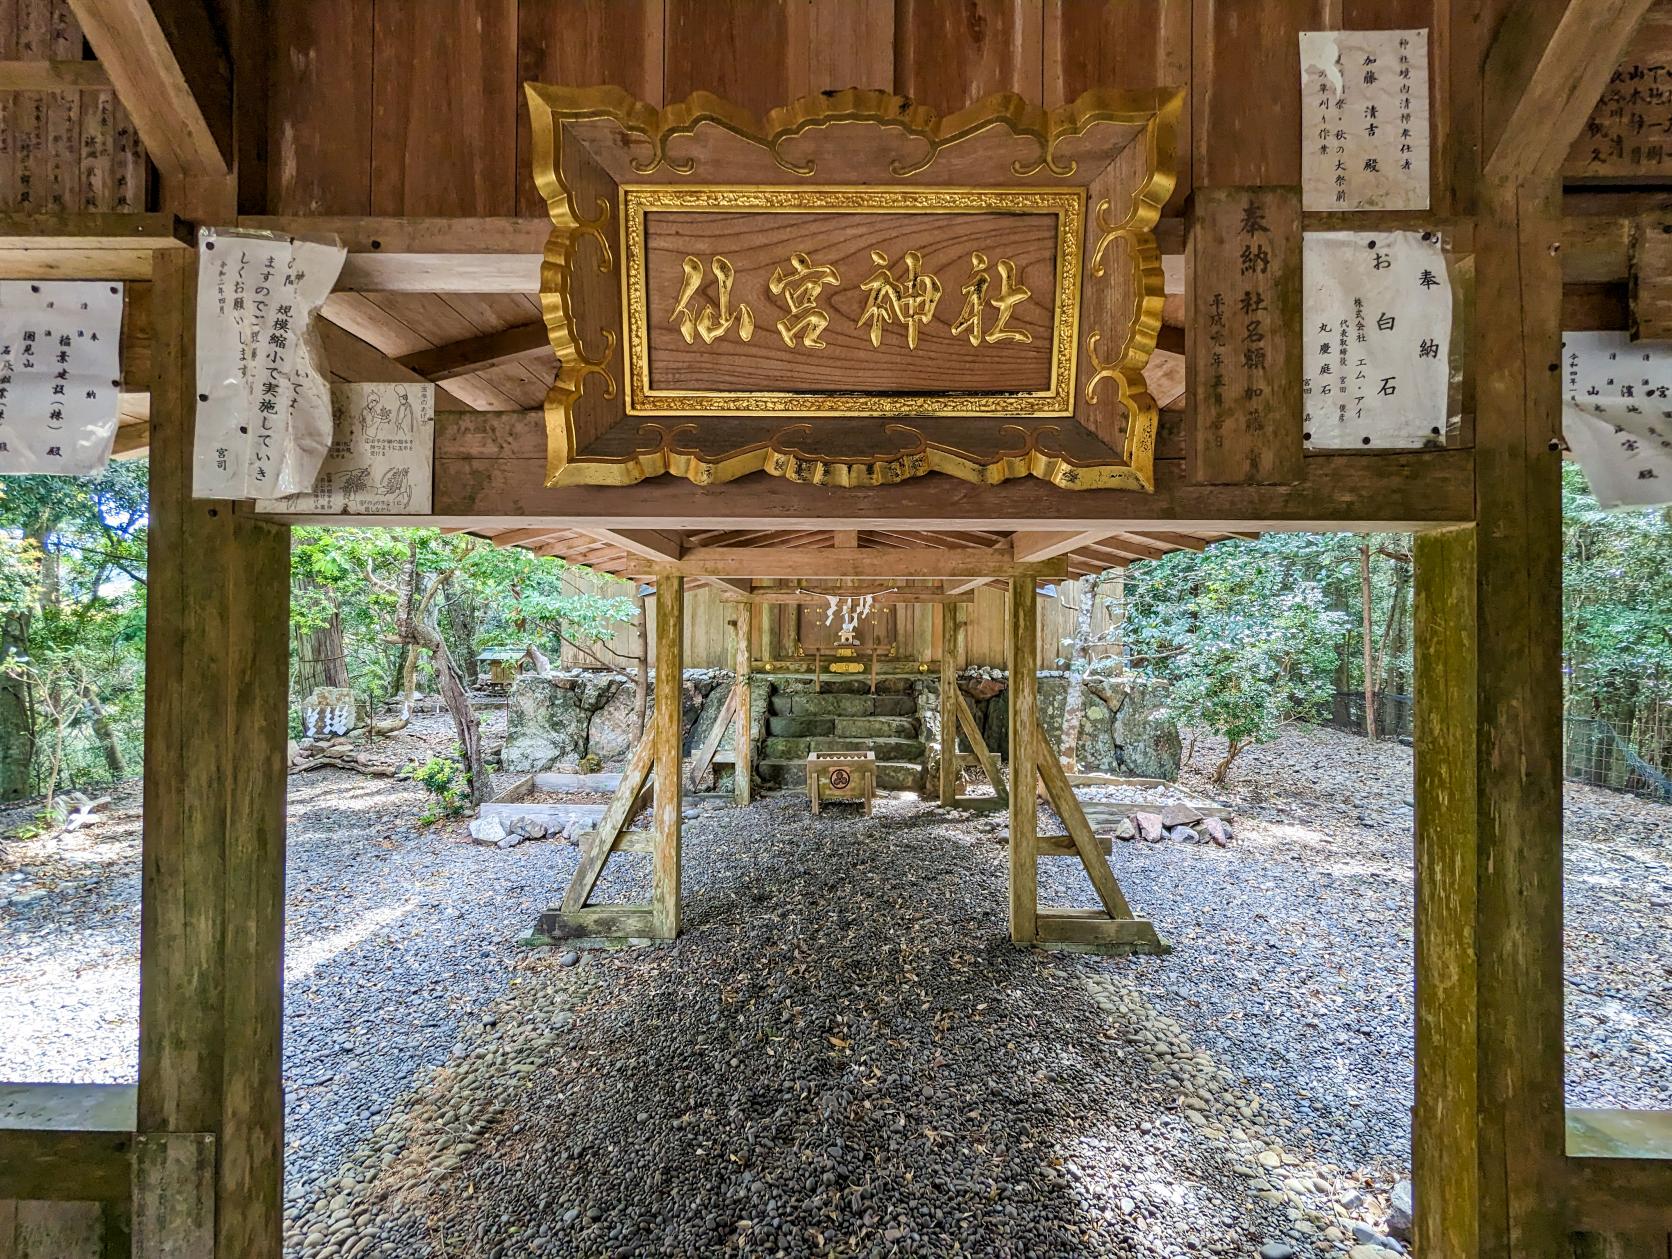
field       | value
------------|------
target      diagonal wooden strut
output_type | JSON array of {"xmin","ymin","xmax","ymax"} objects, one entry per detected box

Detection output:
[
  {"xmin": 952, "ymin": 687, "xmax": 1008, "ymax": 803},
  {"xmin": 1034, "ymin": 717, "xmax": 1132, "ymax": 919},
  {"xmin": 560, "ymin": 733, "xmax": 654, "ymax": 913},
  {"xmin": 688, "ymin": 687, "xmax": 738, "ymax": 790}
]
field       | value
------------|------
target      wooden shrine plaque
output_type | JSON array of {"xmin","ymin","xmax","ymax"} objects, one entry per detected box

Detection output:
[
  {"xmin": 527, "ymin": 87, "xmax": 1180, "ymax": 491},
  {"xmin": 633, "ymin": 194, "xmax": 1075, "ymax": 408},
  {"xmin": 1186, "ymin": 186, "xmax": 1303, "ymax": 485},
  {"xmin": 1564, "ymin": 7, "xmax": 1672, "ymax": 183}
]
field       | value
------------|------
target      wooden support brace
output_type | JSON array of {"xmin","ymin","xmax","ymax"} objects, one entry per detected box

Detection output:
[
  {"xmin": 1033, "ymin": 717, "xmax": 1135, "ymax": 920},
  {"xmin": 652, "ymin": 576, "xmax": 684, "ymax": 939},
  {"xmin": 688, "ymin": 687, "xmax": 738, "ymax": 791},
  {"xmin": 939, "ymin": 603, "xmax": 958, "ymax": 807},
  {"xmin": 558, "ymin": 733, "xmax": 654, "ymax": 914},
  {"xmin": 1007, "ymin": 577, "xmax": 1038, "ymax": 944},
  {"xmin": 733, "ymin": 613, "xmax": 752, "ymax": 806},
  {"xmin": 952, "ymin": 687, "xmax": 1006, "ymax": 803}
]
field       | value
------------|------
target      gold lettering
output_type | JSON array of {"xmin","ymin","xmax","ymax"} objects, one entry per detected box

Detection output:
[
  {"xmin": 857, "ymin": 249, "xmax": 942, "ymax": 350},
  {"xmin": 951, "ymin": 251, "xmax": 1033, "ymax": 346},
  {"xmin": 670, "ymin": 255, "xmax": 755, "ymax": 345},
  {"xmin": 767, "ymin": 252, "xmax": 842, "ymax": 349}
]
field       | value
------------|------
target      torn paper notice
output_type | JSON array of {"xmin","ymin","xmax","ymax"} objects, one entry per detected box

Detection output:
[
  {"xmin": 0, "ymin": 280, "xmax": 123, "ymax": 475},
  {"xmin": 1301, "ymin": 29, "xmax": 1430, "ymax": 211},
  {"xmin": 192, "ymin": 227, "xmax": 345, "ymax": 500},
  {"xmin": 254, "ymin": 383, "xmax": 433, "ymax": 515},
  {"xmin": 1562, "ymin": 331, "xmax": 1672, "ymax": 508},
  {"xmin": 1302, "ymin": 231, "xmax": 1452, "ymax": 449}
]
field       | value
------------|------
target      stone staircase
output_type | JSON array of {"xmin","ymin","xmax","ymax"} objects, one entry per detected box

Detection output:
[{"xmin": 757, "ymin": 680, "xmax": 927, "ymax": 792}]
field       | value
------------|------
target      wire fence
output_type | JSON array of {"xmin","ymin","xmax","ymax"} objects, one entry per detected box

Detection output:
[{"xmin": 1320, "ymin": 690, "xmax": 1672, "ymax": 802}]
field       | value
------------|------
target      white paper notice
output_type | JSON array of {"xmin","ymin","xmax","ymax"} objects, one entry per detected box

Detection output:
[
  {"xmin": 1562, "ymin": 331, "xmax": 1672, "ymax": 508},
  {"xmin": 1303, "ymin": 232, "xmax": 1451, "ymax": 449},
  {"xmin": 0, "ymin": 281, "xmax": 124, "ymax": 475},
  {"xmin": 192, "ymin": 227, "xmax": 345, "ymax": 500},
  {"xmin": 254, "ymin": 383, "xmax": 434, "ymax": 515},
  {"xmin": 1301, "ymin": 29, "xmax": 1430, "ymax": 211}
]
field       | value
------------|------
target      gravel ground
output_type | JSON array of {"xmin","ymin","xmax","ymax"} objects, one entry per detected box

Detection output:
[{"xmin": 3, "ymin": 720, "xmax": 1668, "ymax": 1258}]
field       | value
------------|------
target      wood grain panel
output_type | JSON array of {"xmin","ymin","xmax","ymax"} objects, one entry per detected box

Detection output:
[
  {"xmin": 664, "ymin": 0, "xmax": 790, "ymax": 117},
  {"xmin": 267, "ymin": 0, "xmax": 373, "ymax": 213},
  {"xmin": 1192, "ymin": 0, "xmax": 1327, "ymax": 186},
  {"xmin": 894, "ymin": 0, "xmax": 1042, "ymax": 106},
  {"xmin": 642, "ymin": 208, "xmax": 1059, "ymax": 394},
  {"xmin": 785, "ymin": 0, "xmax": 895, "ymax": 96},
  {"xmin": 1564, "ymin": 6, "xmax": 1672, "ymax": 183},
  {"xmin": 1046, "ymin": 0, "xmax": 1191, "ymax": 207},
  {"xmin": 515, "ymin": 0, "xmax": 665, "ymax": 214},
  {"xmin": 371, "ymin": 0, "xmax": 518, "ymax": 216}
]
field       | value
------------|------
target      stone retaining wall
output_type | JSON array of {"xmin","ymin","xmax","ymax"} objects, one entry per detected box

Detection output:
[{"xmin": 501, "ymin": 667, "xmax": 1181, "ymax": 785}]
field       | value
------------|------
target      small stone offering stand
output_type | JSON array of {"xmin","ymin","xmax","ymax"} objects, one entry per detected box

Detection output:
[{"xmin": 806, "ymin": 750, "xmax": 876, "ymax": 815}]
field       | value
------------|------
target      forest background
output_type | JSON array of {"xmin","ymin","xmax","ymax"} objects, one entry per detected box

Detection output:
[{"xmin": 2, "ymin": 463, "xmax": 1668, "ymax": 810}]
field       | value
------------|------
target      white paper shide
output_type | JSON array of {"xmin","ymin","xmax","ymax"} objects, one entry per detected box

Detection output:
[
  {"xmin": 1301, "ymin": 29, "xmax": 1430, "ymax": 211},
  {"xmin": 192, "ymin": 227, "xmax": 345, "ymax": 500},
  {"xmin": 0, "ymin": 281, "xmax": 124, "ymax": 475},
  {"xmin": 1562, "ymin": 331, "xmax": 1672, "ymax": 509},
  {"xmin": 1303, "ymin": 232, "xmax": 1451, "ymax": 449},
  {"xmin": 254, "ymin": 383, "xmax": 434, "ymax": 515}
]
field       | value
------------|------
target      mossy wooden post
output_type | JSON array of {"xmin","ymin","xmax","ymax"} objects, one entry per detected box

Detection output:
[
  {"xmin": 732, "ymin": 609, "xmax": 751, "ymax": 806},
  {"xmin": 1007, "ymin": 578, "xmax": 1037, "ymax": 943},
  {"xmin": 653, "ymin": 576, "xmax": 683, "ymax": 938},
  {"xmin": 939, "ymin": 602, "xmax": 957, "ymax": 806},
  {"xmin": 1412, "ymin": 525, "xmax": 1480, "ymax": 1258},
  {"xmin": 138, "ymin": 249, "xmax": 289, "ymax": 1256}
]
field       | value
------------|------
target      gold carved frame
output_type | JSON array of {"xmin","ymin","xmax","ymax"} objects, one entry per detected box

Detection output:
[
  {"xmin": 620, "ymin": 185, "xmax": 1084, "ymax": 417},
  {"xmin": 527, "ymin": 85, "xmax": 1179, "ymax": 492}
]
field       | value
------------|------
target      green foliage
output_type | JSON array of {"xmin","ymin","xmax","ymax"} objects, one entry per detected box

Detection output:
[
  {"xmin": 405, "ymin": 755, "xmax": 469, "ymax": 825},
  {"xmin": 1124, "ymin": 534, "xmax": 1353, "ymax": 779}
]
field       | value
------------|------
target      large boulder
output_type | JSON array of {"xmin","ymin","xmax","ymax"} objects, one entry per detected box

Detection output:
[
  {"xmin": 501, "ymin": 675, "xmax": 592, "ymax": 772},
  {"xmin": 586, "ymin": 681, "xmax": 642, "ymax": 764},
  {"xmin": 1101, "ymin": 678, "xmax": 1183, "ymax": 780}
]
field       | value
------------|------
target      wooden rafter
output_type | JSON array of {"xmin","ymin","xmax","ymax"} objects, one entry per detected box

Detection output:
[
  {"xmin": 68, "ymin": 0, "xmax": 231, "ymax": 180},
  {"xmin": 394, "ymin": 321, "xmax": 550, "ymax": 382}
]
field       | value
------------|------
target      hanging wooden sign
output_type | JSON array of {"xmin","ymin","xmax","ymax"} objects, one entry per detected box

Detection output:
[{"xmin": 526, "ymin": 87, "xmax": 1179, "ymax": 491}]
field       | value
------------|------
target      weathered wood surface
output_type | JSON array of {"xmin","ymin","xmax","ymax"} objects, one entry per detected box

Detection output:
[
  {"xmin": 938, "ymin": 604, "xmax": 957, "ymax": 806},
  {"xmin": 951, "ymin": 687, "xmax": 1005, "ymax": 804},
  {"xmin": 688, "ymin": 686, "xmax": 737, "ymax": 791},
  {"xmin": 139, "ymin": 249, "xmax": 289, "ymax": 1258},
  {"xmin": 1562, "ymin": 3, "xmax": 1672, "ymax": 183},
  {"xmin": 1033, "ymin": 717, "xmax": 1133, "ymax": 920},
  {"xmin": 131, "ymin": 1132, "xmax": 214, "ymax": 1259},
  {"xmin": 1006, "ymin": 576, "xmax": 1037, "ymax": 944},
  {"xmin": 560, "ymin": 731, "xmax": 655, "ymax": 913},
  {"xmin": 1630, "ymin": 217, "xmax": 1672, "ymax": 339},
  {"xmin": 1186, "ymin": 186, "xmax": 1302, "ymax": 485},
  {"xmin": 652, "ymin": 575, "xmax": 683, "ymax": 938},
  {"xmin": 732, "ymin": 613, "xmax": 751, "ymax": 806}
]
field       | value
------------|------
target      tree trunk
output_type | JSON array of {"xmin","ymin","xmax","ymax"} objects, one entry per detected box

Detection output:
[
  {"xmin": 633, "ymin": 589, "xmax": 650, "ymax": 740},
  {"xmin": 1058, "ymin": 574, "xmax": 1102, "ymax": 773},
  {"xmin": 0, "ymin": 610, "xmax": 33, "ymax": 800},
  {"xmin": 85, "ymin": 688, "xmax": 127, "ymax": 779},
  {"xmin": 293, "ymin": 590, "xmax": 349, "ymax": 695},
  {"xmin": 444, "ymin": 583, "xmax": 478, "ymax": 672},
  {"xmin": 1360, "ymin": 541, "xmax": 1376, "ymax": 739}
]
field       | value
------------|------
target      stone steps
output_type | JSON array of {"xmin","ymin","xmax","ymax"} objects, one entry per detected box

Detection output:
[
  {"xmin": 766, "ymin": 714, "xmax": 920, "ymax": 739},
  {"xmin": 768, "ymin": 692, "xmax": 917, "ymax": 718}
]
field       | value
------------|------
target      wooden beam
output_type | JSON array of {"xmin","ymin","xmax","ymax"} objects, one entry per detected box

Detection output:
[
  {"xmin": 394, "ymin": 321, "xmax": 551, "ymax": 381},
  {"xmin": 68, "ymin": 0, "xmax": 232, "ymax": 180},
  {"xmin": 1566, "ymin": 1156, "xmax": 1672, "ymax": 1234},
  {"xmin": 237, "ymin": 216, "xmax": 548, "ymax": 292},
  {"xmin": 652, "ymin": 575, "xmax": 683, "ymax": 939},
  {"xmin": 718, "ymin": 588, "xmax": 974, "ymax": 605},
  {"xmin": 640, "ymin": 549, "xmax": 1066, "ymax": 580},
  {"xmin": 1485, "ymin": 0, "xmax": 1656, "ymax": 184},
  {"xmin": 0, "ymin": 58, "xmax": 114, "ymax": 89},
  {"xmin": 0, "ymin": 1129, "xmax": 132, "ymax": 1201},
  {"xmin": 315, "ymin": 320, "xmax": 468, "ymax": 410},
  {"xmin": 583, "ymin": 528, "xmax": 683, "ymax": 563},
  {"xmin": 1010, "ymin": 530, "xmax": 1115, "ymax": 562},
  {"xmin": 1008, "ymin": 576, "xmax": 1038, "ymax": 944}
]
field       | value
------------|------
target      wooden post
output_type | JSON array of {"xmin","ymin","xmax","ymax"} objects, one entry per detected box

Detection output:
[
  {"xmin": 137, "ymin": 250, "xmax": 288, "ymax": 1256},
  {"xmin": 1007, "ymin": 577, "xmax": 1037, "ymax": 944},
  {"xmin": 732, "ymin": 610, "xmax": 751, "ymax": 806},
  {"xmin": 939, "ymin": 602, "xmax": 957, "ymax": 806},
  {"xmin": 1412, "ymin": 525, "xmax": 1480, "ymax": 1259},
  {"xmin": 1361, "ymin": 540, "xmax": 1376, "ymax": 739},
  {"xmin": 652, "ymin": 575, "xmax": 683, "ymax": 938}
]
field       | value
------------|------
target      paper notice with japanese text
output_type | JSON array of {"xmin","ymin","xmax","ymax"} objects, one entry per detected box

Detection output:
[
  {"xmin": 0, "ymin": 280, "xmax": 124, "ymax": 475},
  {"xmin": 254, "ymin": 383, "xmax": 433, "ymax": 515},
  {"xmin": 1301, "ymin": 29, "xmax": 1430, "ymax": 211},
  {"xmin": 192, "ymin": 227, "xmax": 345, "ymax": 500},
  {"xmin": 1302, "ymin": 232, "xmax": 1452, "ymax": 449},
  {"xmin": 1562, "ymin": 331, "xmax": 1672, "ymax": 508}
]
